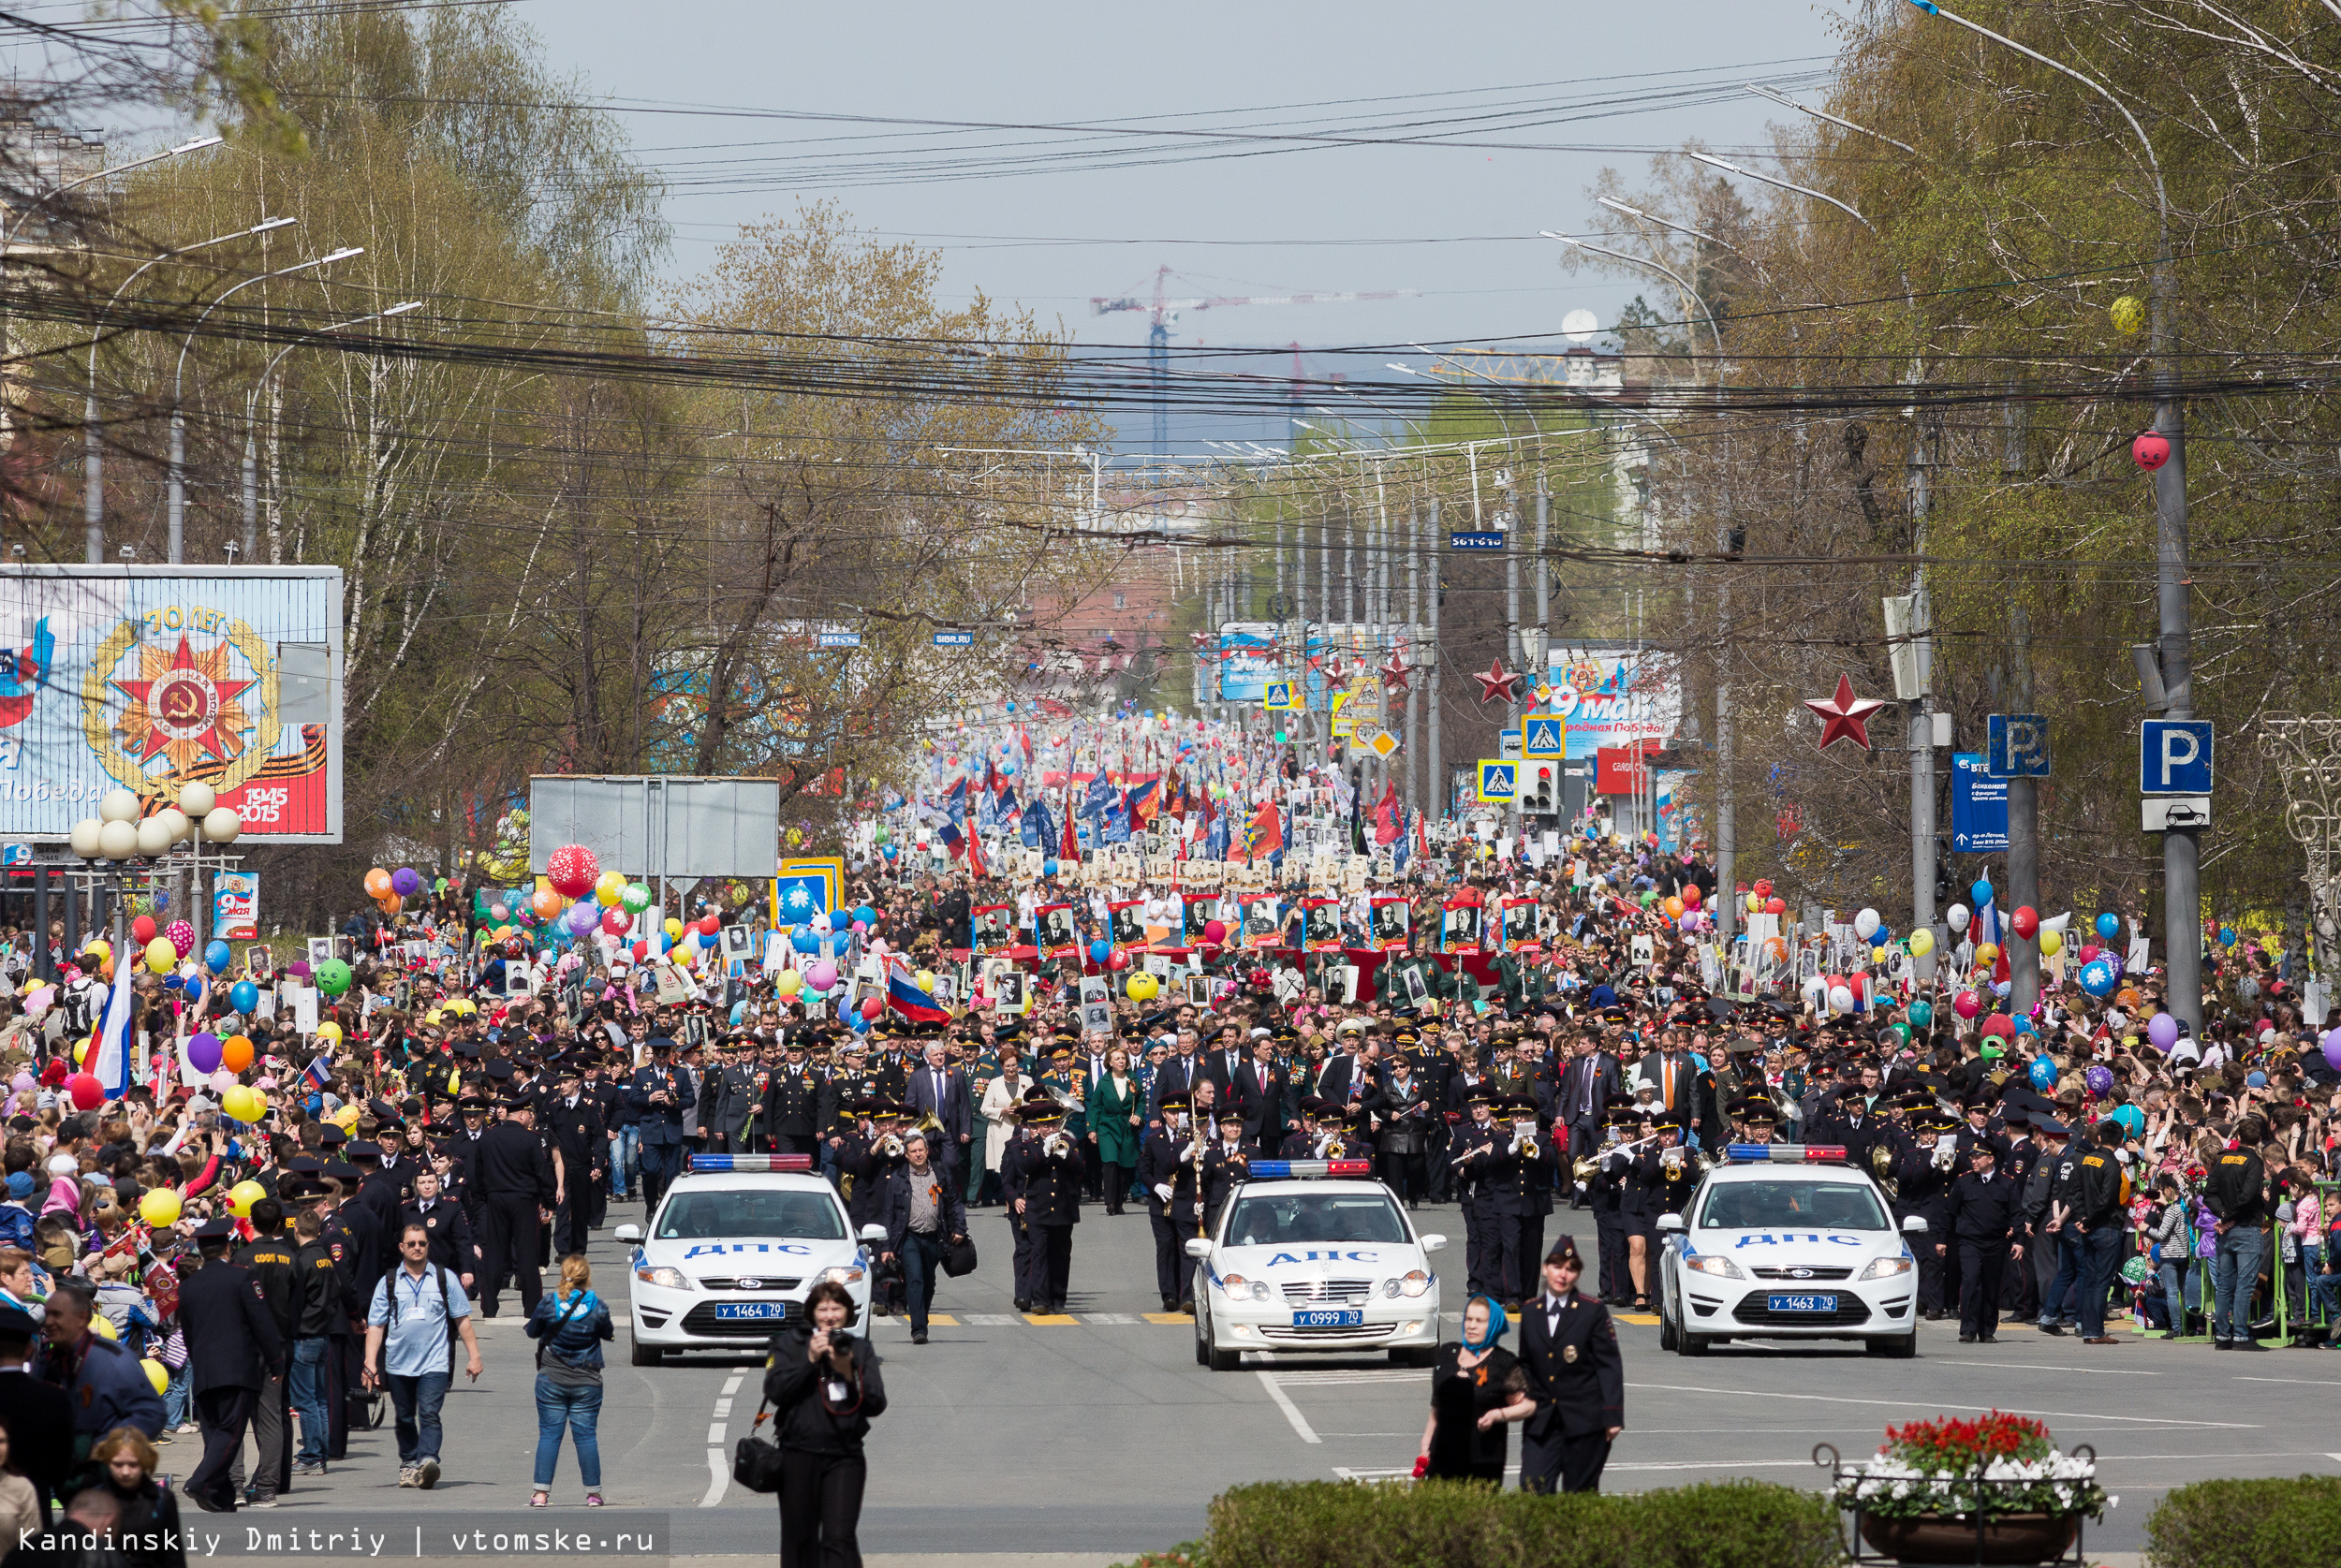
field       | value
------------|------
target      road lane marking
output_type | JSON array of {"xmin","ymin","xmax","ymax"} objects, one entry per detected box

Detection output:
[
  {"xmin": 706, "ymin": 1424, "xmax": 726, "ymax": 1443},
  {"xmin": 713, "ymin": 1399, "xmax": 732, "ymax": 1418},
  {"xmin": 1258, "ymin": 1372, "xmax": 1321, "ymax": 1444},
  {"xmin": 1085, "ymin": 1312, "xmax": 1137, "ymax": 1324},
  {"xmin": 1271, "ymin": 1370, "xmax": 1421, "ymax": 1386},
  {"xmin": 2240, "ymin": 1377, "xmax": 2341, "ymax": 1386},
  {"xmin": 1627, "ymin": 1381, "xmax": 2253, "ymax": 1428},
  {"xmin": 722, "ymin": 1376, "xmax": 744, "ymax": 1397},
  {"xmin": 1939, "ymin": 1361, "xmax": 2160, "ymax": 1376},
  {"xmin": 1142, "ymin": 1312, "xmax": 1189, "ymax": 1324},
  {"xmin": 1024, "ymin": 1313, "xmax": 1080, "ymax": 1325},
  {"xmin": 1616, "ymin": 1313, "xmax": 1661, "ymax": 1325},
  {"xmin": 699, "ymin": 1446, "xmax": 727, "ymax": 1508},
  {"xmin": 927, "ymin": 1314, "xmax": 958, "ymax": 1326},
  {"xmin": 964, "ymin": 1313, "xmax": 1020, "ymax": 1326}
]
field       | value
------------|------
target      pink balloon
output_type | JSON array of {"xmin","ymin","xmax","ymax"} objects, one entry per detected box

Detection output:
[
  {"xmin": 210, "ymin": 1069, "xmax": 236, "ymax": 1093},
  {"xmin": 805, "ymin": 960, "xmax": 838, "ymax": 991}
]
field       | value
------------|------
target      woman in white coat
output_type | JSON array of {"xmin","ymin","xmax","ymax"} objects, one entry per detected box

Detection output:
[{"xmin": 977, "ymin": 1048, "xmax": 1032, "ymax": 1207}]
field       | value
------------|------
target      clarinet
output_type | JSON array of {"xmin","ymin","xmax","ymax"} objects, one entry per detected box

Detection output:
[{"xmin": 1193, "ymin": 1122, "xmax": 1209, "ymax": 1238}]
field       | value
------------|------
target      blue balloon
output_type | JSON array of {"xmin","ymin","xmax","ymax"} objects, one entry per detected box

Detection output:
[
  {"xmin": 792, "ymin": 930, "xmax": 818, "ymax": 954},
  {"xmin": 2029, "ymin": 1057, "xmax": 2058, "ymax": 1090},
  {"xmin": 229, "ymin": 979, "xmax": 259, "ymax": 1014},
  {"xmin": 1042, "ymin": 859, "xmax": 1059, "ymax": 877},
  {"xmin": 2217, "ymin": 926, "xmax": 2237, "ymax": 946},
  {"xmin": 1089, "ymin": 939, "xmax": 1112, "ymax": 963},
  {"xmin": 853, "ymin": 904, "xmax": 876, "ymax": 927},
  {"xmin": 882, "ymin": 843, "xmax": 897, "ymax": 860},
  {"xmin": 2078, "ymin": 957, "xmax": 2116, "ymax": 998},
  {"xmin": 848, "ymin": 1012, "xmax": 870, "ymax": 1033},
  {"xmin": 1970, "ymin": 878, "xmax": 1995, "ymax": 908},
  {"xmin": 2011, "ymin": 1014, "xmax": 2035, "ymax": 1034},
  {"xmin": 184, "ymin": 976, "xmax": 203, "ymax": 1005},
  {"xmin": 2095, "ymin": 911, "xmax": 2120, "ymax": 940},
  {"xmin": 204, "ymin": 940, "xmax": 231, "ymax": 975},
  {"xmin": 1872, "ymin": 925, "xmax": 1892, "ymax": 947}
]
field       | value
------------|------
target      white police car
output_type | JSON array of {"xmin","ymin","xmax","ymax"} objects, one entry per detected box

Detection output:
[
  {"xmin": 1655, "ymin": 1145, "xmax": 1925, "ymax": 1357},
  {"xmin": 1185, "ymin": 1160, "xmax": 1446, "ymax": 1371},
  {"xmin": 614, "ymin": 1154, "xmax": 885, "ymax": 1363}
]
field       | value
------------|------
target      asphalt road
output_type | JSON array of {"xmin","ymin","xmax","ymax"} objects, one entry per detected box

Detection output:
[{"xmin": 199, "ymin": 1194, "xmax": 2334, "ymax": 1560}]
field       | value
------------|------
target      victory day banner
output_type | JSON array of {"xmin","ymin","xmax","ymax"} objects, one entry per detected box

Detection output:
[{"xmin": 0, "ymin": 566, "xmax": 343, "ymax": 841}]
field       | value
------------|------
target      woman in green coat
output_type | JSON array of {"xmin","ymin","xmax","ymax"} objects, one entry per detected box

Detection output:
[{"xmin": 1088, "ymin": 1044, "xmax": 1143, "ymax": 1215}]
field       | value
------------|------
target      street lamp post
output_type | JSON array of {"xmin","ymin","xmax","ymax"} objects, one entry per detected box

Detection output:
[
  {"xmin": 168, "ymin": 247, "xmax": 362, "ymax": 564},
  {"xmin": 1903, "ymin": 0, "xmax": 2198, "ymax": 1025},
  {"xmin": 84, "ymin": 217, "xmax": 299, "ymax": 564}
]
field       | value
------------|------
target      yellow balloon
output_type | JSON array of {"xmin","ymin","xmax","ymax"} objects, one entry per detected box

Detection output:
[
  {"xmin": 139, "ymin": 1188, "xmax": 182, "ymax": 1227},
  {"xmin": 664, "ymin": 917, "xmax": 685, "ymax": 941},
  {"xmin": 2039, "ymin": 928, "xmax": 2063, "ymax": 958},
  {"xmin": 316, "ymin": 1021, "xmax": 344, "ymax": 1043},
  {"xmin": 595, "ymin": 870, "xmax": 627, "ymax": 907},
  {"xmin": 82, "ymin": 939, "xmax": 110, "ymax": 962},
  {"xmin": 141, "ymin": 1357, "xmax": 169, "ymax": 1396},
  {"xmin": 2111, "ymin": 294, "xmax": 2146, "ymax": 334},
  {"xmin": 1746, "ymin": 892, "xmax": 1762, "ymax": 914},
  {"xmin": 226, "ymin": 1180, "xmax": 266, "ymax": 1218},
  {"xmin": 145, "ymin": 936, "xmax": 176, "ymax": 974},
  {"xmin": 914, "ymin": 970, "xmax": 936, "ymax": 992},
  {"xmin": 223, "ymin": 1085, "xmax": 266, "ymax": 1122},
  {"xmin": 1975, "ymin": 941, "xmax": 2000, "ymax": 964},
  {"xmin": 331, "ymin": 1104, "xmax": 360, "ymax": 1130},
  {"xmin": 90, "ymin": 1313, "xmax": 118, "ymax": 1342},
  {"xmin": 1908, "ymin": 928, "xmax": 1936, "ymax": 958},
  {"xmin": 1871, "ymin": 946, "xmax": 1888, "ymax": 964},
  {"xmin": 73, "ymin": 1037, "xmax": 88, "ymax": 1064}
]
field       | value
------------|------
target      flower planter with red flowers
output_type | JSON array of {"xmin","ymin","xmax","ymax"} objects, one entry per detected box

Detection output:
[{"xmin": 1823, "ymin": 1411, "xmax": 2111, "ymax": 1565}]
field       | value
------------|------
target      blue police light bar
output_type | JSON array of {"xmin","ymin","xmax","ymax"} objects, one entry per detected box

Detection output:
[
  {"xmin": 1725, "ymin": 1144, "xmax": 1848, "ymax": 1165},
  {"xmin": 1245, "ymin": 1159, "xmax": 1376, "ymax": 1180},
  {"xmin": 686, "ymin": 1153, "xmax": 813, "ymax": 1173}
]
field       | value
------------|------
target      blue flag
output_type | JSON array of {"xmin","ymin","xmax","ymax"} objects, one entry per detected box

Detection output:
[
  {"xmin": 1020, "ymin": 799, "xmax": 1048, "ymax": 849},
  {"xmin": 1081, "ymin": 772, "xmax": 1113, "ymax": 821},
  {"xmin": 1100, "ymin": 799, "xmax": 1131, "ymax": 844}
]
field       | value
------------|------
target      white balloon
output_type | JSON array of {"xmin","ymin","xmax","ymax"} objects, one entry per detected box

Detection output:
[
  {"xmin": 1828, "ymin": 984, "xmax": 1855, "ymax": 1015},
  {"xmin": 1854, "ymin": 906, "xmax": 1881, "ymax": 941},
  {"xmin": 1946, "ymin": 902, "xmax": 1971, "ymax": 933}
]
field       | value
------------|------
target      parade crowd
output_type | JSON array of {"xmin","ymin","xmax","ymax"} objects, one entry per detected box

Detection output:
[{"xmin": 0, "ymin": 792, "xmax": 2330, "ymax": 1542}]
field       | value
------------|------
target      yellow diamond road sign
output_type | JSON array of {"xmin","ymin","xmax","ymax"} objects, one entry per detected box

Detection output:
[{"xmin": 1369, "ymin": 729, "xmax": 1400, "ymax": 760}]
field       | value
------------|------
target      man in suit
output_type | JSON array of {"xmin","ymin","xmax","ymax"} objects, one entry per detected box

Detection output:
[
  {"xmin": 179, "ymin": 1217, "xmax": 288, "ymax": 1513},
  {"xmin": 1555, "ymin": 1033, "xmax": 1623, "ymax": 1203},
  {"xmin": 0, "ymin": 1300, "xmax": 74, "ymax": 1525},
  {"xmin": 1515, "ymin": 1237, "xmax": 1624, "ymax": 1494},
  {"xmin": 1631, "ymin": 1031, "xmax": 1707, "ymax": 1142},
  {"xmin": 905, "ymin": 1040, "xmax": 975, "ymax": 1181},
  {"xmin": 1146, "ymin": 1028, "xmax": 1207, "ymax": 1123},
  {"xmin": 626, "ymin": 1035, "xmax": 696, "ymax": 1212},
  {"xmin": 1232, "ymin": 1034, "xmax": 1289, "ymax": 1151}
]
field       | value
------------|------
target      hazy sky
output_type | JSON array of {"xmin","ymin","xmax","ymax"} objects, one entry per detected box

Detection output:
[{"xmin": 510, "ymin": 0, "xmax": 1858, "ymax": 448}]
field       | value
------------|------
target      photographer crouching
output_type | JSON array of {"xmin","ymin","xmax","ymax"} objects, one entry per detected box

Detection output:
[{"xmin": 765, "ymin": 1280, "xmax": 888, "ymax": 1568}]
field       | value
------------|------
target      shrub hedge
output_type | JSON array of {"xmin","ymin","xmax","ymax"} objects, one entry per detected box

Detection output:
[
  {"xmin": 2145, "ymin": 1475, "xmax": 2341, "ymax": 1568},
  {"xmin": 1198, "ymin": 1478, "xmax": 1843, "ymax": 1568}
]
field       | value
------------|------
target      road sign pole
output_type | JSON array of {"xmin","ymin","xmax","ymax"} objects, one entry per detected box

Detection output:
[
  {"xmin": 1428, "ymin": 500, "xmax": 1444, "ymax": 823},
  {"xmin": 2007, "ymin": 614, "xmax": 2040, "ymax": 1015}
]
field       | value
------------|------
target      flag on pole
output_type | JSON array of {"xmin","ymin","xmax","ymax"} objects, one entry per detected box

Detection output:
[{"xmin": 86, "ymin": 952, "xmax": 135, "ymax": 1103}]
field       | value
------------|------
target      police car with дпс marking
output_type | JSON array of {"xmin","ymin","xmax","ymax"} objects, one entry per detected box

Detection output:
[
  {"xmin": 615, "ymin": 1154, "xmax": 883, "ymax": 1363},
  {"xmin": 1656, "ymin": 1144, "xmax": 1926, "ymax": 1356},
  {"xmin": 1187, "ymin": 1160, "xmax": 1446, "ymax": 1370}
]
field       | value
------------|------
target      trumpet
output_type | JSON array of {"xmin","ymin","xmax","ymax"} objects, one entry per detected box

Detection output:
[
  {"xmin": 1930, "ymin": 1141, "xmax": 1958, "ymax": 1172},
  {"xmin": 876, "ymin": 1133, "xmax": 905, "ymax": 1159},
  {"xmin": 1514, "ymin": 1124, "xmax": 1541, "ymax": 1162},
  {"xmin": 1042, "ymin": 1129, "xmax": 1074, "ymax": 1160}
]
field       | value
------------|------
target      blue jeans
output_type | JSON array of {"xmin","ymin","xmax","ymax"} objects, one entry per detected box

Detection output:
[
  {"xmin": 2214, "ymin": 1224, "xmax": 2268, "ymax": 1341},
  {"xmin": 611, "ymin": 1126, "xmax": 640, "ymax": 1197},
  {"xmin": 2157, "ymin": 1260, "xmax": 2206, "ymax": 1333},
  {"xmin": 899, "ymin": 1232, "xmax": 946, "ymax": 1335},
  {"xmin": 289, "ymin": 1338, "xmax": 331, "ymax": 1463},
  {"xmin": 2072, "ymin": 1224, "xmax": 2122, "ymax": 1339},
  {"xmin": 2310, "ymin": 1253, "xmax": 2341, "ymax": 1325},
  {"xmin": 385, "ymin": 1370, "xmax": 450, "ymax": 1465},
  {"xmin": 2041, "ymin": 1228, "xmax": 2082, "ymax": 1325},
  {"xmin": 533, "ymin": 1374, "xmax": 603, "ymax": 1488},
  {"xmin": 162, "ymin": 1363, "xmax": 190, "ymax": 1429}
]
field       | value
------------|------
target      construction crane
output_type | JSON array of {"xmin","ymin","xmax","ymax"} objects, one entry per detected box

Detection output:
[{"xmin": 1091, "ymin": 266, "xmax": 1418, "ymax": 457}]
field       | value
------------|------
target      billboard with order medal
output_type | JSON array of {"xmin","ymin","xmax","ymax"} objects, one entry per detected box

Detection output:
[{"xmin": 0, "ymin": 566, "xmax": 343, "ymax": 841}]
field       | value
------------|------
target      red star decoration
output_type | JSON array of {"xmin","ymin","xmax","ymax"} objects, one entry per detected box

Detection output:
[
  {"xmin": 1378, "ymin": 650, "xmax": 1409, "ymax": 693},
  {"xmin": 1803, "ymin": 672, "xmax": 1886, "ymax": 751},
  {"xmin": 1474, "ymin": 658, "xmax": 1522, "ymax": 705}
]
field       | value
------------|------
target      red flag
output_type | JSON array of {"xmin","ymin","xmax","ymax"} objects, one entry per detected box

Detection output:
[
  {"xmin": 1373, "ymin": 784, "xmax": 1400, "ymax": 845},
  {"xmin": 1061, "ymin": 798, "xmax": 1079, "ymax": 861},
  {"xmin": 964, "ymin": 825, "xmax": 988, "ymax": 878},
  {"xmin": 1243, "ymin": 800, "xmax": 1283, "ymax": 861}
]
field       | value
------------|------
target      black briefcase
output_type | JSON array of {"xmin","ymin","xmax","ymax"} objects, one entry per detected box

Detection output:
[{"xmin": 942, "ymin": 1234, "xmax": 979, "ymax": 1278}]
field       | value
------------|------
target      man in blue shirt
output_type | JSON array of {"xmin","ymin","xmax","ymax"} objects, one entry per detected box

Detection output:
[{"xmin": 362, "ymin": 1224, "xmax": 483, "ymax": 1489}]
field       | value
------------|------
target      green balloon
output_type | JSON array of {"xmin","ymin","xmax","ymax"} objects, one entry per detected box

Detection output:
[
  {"xmin": 1639, "ymin": 890, "xmax": 1656, "ymax": 907},
  {"xmin": 1891, "ymin": 1021, "xmax": 1911, "ymax": 1045},
  {"xmin": 315, "ymin": 958, "xmax": 353, "ymax": 996},
  {"xmin": 1908, "ymin": 999, "xmax": 1935, "ymax": 1028},
  {"xmin": 621, "ymin": 881, "xmax": 653, "ymax": 915}
]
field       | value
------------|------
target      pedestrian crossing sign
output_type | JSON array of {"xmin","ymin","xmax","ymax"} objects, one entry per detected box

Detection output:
[
  {"xmin": 1477, "ymin": 761, "xmax": 1517, "ymax": 802},
  {"xmin": 1264, "ymin": 680, "xmax": 1299, "ymax": 711},
  {"xmin": 1523, "ymin": 715, "xmax": 1567, "ymax": 758}
]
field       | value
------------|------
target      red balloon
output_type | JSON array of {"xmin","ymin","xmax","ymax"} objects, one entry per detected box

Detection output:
[
  {"xmin": 600, "ymin": 907, "xmax": 632, "ymax": 937},
  {"xmin": 2133, "ymin": 430, "xmax": 2171, "ymax": 471},
  {"xmin": 631, "ymin": 940, "xmax": 648, "ymax": 961},
  {"xmin": 66, "ymin": 1072, "xmax": 105, "ymax": 1111},
  {"xmin": 1107, "ymin": 949, "xmax": 1130, "ymax": 971},
  {"xmin": 131, "ymin": 916, "xmax": 157, "ymax": 945},
  {"xmin": 859, "ymin": 997, "xmax": 883, "ymax": 1020},
  {"xmin": 1765, "ymin": 897, "xmax": 1787, "ymax": 916},
  {"xmin": 1202, "ymin": 919, "xmax": 1228, "ymax": 945},
  {"xmin": 547, "ymin": 843, "xmax": 599, "ymax": 900},
  {"xmin": 698, "ymin": 914, "xmax": 722, "ymax": 937},
  {"xmin": 2010, "ymin": 905, "xmax": 2039, "ymax": 940},
  {"xmin": 1681, "ymin": 884, "xmax": 1701, "ymax": 909},
  {"xmin": 1754, "ymin": 878, "xmax": 1774, "ymax": 898}
]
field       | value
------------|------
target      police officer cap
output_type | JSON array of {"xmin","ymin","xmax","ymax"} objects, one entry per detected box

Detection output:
[
  {"xmin": 483, "ymin": 1061, "xmax": 514, "ymax": 1081},
  {"xmin": 1022, "ymin": 1100, "xmax": 1067, "ymax": 1125},
  {"xmin": 367, "ymin": 1097, "xmax": 399, "ymax": 1123},
  {"xmin": 501, "ymin": 1095, "xmax": 534, "ymax": 1113},
  {"xmin": 458, "ymin": 1093, "xmax": 490, "ymax": 1112},
  {"xmin": 285, "ymin": 1154, "xmax": 324, "ymax": 1175},
  {"xmin": 1735, "ymin": 1098, "xmax": 1777, "ymax": 1124},
  {"xmin": 0, "ymin": 1302, "xmax": 37, "ymax": 1340},
  {"xmin": 346, "ymin": 1141, "xmax": 382, "ymax": 1162},
  {"xmin": 1544, "ymin": 1236, "xmax": 1584, "ymax": 1268},
  {"xmin": 1603, "ymin": 1105, "xmax": 1641, "ymax": 1128},
  {"xmin": 2033, "ymin": 1118, "xmax": 2069, "ymax": 1137},
  {"xmin": 555, "ymin": 1059, "xmax": 583, "ymax": 1080},
  {"xmin": 193, "ymin": 1217, "xmax": 238, "ymax": 1243},
  {"xmin": 277, "ymin": 1178, "xmax": 324, "ymax": 1202},
  {"xmin": 1463, "ymin": 1083, "xmax": 1497, "ymax": 1106},
  {"xmin": 1157, "ymin": 1093, "xmax": 1192, "ymax": 1115},
  {"xmin": 322, "ymin": 1160, "xmax": 363, "ymax": 1181},
  {"xmin": 647, "ymin": 1036, "xmax": 676, "ymax": 1053},
  {"xmin": 317, "ymin": 1124, "xmax": 347, "ymax": 1147}
]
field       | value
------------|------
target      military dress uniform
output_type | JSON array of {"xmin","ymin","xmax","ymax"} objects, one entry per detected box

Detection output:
[
  {"xmin": 1892, "ymin": 1107, "xmax": 1961, "ymax": 1319},
  {"xmin": 1483, "ymin": 1095, "xmax": 1559, "ymax": 1307},
  {"xmin": 1138, "ymin": 1102, "xmax": 1196, "ymax": 1311},
  {"xmin": 1017, "ymin": 1098, "xmax": 1082, "ymax": 1313},
  {"xmin": 1447, "ymin": 1094, "xmax": 1505, "ymax": 1297}
]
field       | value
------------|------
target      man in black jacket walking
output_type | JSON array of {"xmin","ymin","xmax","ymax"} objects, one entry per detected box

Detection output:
[
  {"xmin": 179, "ymin": 1218, "xmax": 287, "ymax": 1513},
  {"xmin": 2203, "ymin": 1116, "xmax": 2270, "ymax": 1350},
  {"xmin": 1945, "ymin": 1142, "xmax": 2023, "ymax": 1342},
  {"xmin": 474, "ymin": 1099, "xmax": 557, "ymax": 1318}
]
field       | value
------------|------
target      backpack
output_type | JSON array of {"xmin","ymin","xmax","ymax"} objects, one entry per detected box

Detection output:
[{"xmin": 383, "ymin": 1264, "xmax": 464, "ymax": 1366}]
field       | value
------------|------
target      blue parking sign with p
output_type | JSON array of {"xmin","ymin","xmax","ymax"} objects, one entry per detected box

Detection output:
[
  {"xmin": 1985, "ymin": 714, "xmax": 2050, "ymax": 779},
  {"xmin": 2142, "ymin": 720, "xmax": 2214, "ymax": 795}
]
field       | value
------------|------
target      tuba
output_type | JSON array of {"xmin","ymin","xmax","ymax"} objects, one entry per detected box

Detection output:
[{"xmin": 1869, "ymin": 1139, "xmax": 1899, "ymax": 1198}]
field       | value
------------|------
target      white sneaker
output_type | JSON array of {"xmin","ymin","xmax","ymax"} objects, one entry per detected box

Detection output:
[{"xmin": 397, "ymin": 1468, "xmax": 417, "ymax": 1487}]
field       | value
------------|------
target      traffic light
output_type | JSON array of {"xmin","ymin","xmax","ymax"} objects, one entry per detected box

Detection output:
[
  {"xmin": 1934, "ymin": 837, "xmax": 1955, "ymax": 905},
  {"xmin": 1523, "ymin": 762, "xmax": 1556, "ymax": 816}
]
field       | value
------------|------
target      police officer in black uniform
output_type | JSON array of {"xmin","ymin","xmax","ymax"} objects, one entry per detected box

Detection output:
[
  {"xmin": 234, "ymin": 1199, "xmax": 301, "ymax": 1506},
  {"xmin": 1587, "ymin": 1106, "xmax": 1639, "ymax": 1306},
  {"xmin": 1016, "ymin": 1096, "xmax": 1082, "ymax": 1313},
  {"xmin": 1893, "ymin": 1103, "xmax": 1961, "ymax": 1320},
  {"xmin": 1516, "ymin": 1236, "xmax": 1624, "ymax": 1493},
  {"xmin": 1138, "ymin": 1093, "xmax": 1196, "ymax": 1312},
  {"xmin": 474, "ymin": 1095, "xmax": 556, "ymax": 1317},
  {"xmin": 178, "ymin": 1217, "xmax": 287, "ymax": 1513},
  {"xmin": 1485, "ymin": 1093, "xmax": 1559, "ymax": 1311},
  {"xmin": 1446, "ymin": 1085, "xmax": 1504, "ymax": 1297},
  {"xmin": 1946, "ymin": 1136, "xmax": 2023, "ymax": 1342},
  {"xmin": 401, "ymin": 1166, "xmax": 480, "ymax": 1288},
  {"xmin": 760, "ymin": 1037, "xmax": 824, "ymax": 1159},
  {"xmin": 545, "ymin": 1058, "xmax": 607, "ymax": 1257}
]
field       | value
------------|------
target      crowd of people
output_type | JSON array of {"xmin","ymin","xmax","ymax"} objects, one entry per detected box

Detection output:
[{"xmin": 0, "ymin": 782, "xmax": 2328, "ymax": 1540}]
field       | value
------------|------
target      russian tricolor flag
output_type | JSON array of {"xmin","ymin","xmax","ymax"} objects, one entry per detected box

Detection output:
[{"xmin": 886, "ymin": 962, "xmax": 950, "ymax": 1023}]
